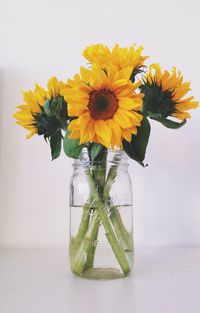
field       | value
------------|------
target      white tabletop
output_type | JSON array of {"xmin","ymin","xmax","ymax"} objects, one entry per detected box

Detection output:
[{"xmin": 0, "ymin": 247, "xmax": 200, "ymax": 313}]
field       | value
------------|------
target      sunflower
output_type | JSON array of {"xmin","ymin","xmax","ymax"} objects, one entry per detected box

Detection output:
[
  {"xmin": 83, "ymin": 44, "xmax": 148, "ymax": 77},
  {"xmin": 61, "ymin": 66, "xmax": 143, "ymax": 148},
  {"xmin": 141, "ymin": 64, "xmax": 199, "ymax": 120},
  {"xmin": 14, "ymin": 77, "xmax": 66, "ymax": 138}
]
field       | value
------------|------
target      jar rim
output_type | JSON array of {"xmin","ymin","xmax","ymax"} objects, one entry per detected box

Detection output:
[{"xmin": 72, "ymin": 160, "xmax": 128, "ymax": 166}]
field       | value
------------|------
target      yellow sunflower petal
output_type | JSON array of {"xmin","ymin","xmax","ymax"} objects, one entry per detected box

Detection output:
[
  {"xmin": 113, "ymin": 109, "xmax": 133, "ymax": 129},
  {"xmin": 107, "ymin": 119, "xmax": 122, "ymax": 148},
  {"xmin": 117, "ymin": 67, "xmax": 133, "ymax": 80},
  {"xmin": 176, "ymin": 101, "xmax": 199, "ymax": 111},
  {"xmin": 172, "ymin": 111, "xmax": 191, "ymax": 120},
  {"xmin": 26, "ymin": 129, "xmax": 37, "ymax": 139},
  {"xmin": 122, "ymin": 129, "xmax": 132, "ymax": 142},
  {"xmin": 118, "ymin": 97, "xmax": 141, "ymax": 110},
  {"xmin": 68, "ymin": 130, "xmax": 80, "ymax": 140},
  {"xmin": 83, "ymin": 43, "xmax": 147, "ymax": 72},
  {"xmin": 47, "ymin": 77, "xmax": 59, "ymax": 98},
  {"xmin": 94, "ymin": 120, "xmax": 112, "ymax": 148}
]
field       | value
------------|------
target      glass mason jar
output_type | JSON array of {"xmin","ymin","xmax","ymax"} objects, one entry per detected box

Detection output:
[{"xmin": 69, "ymin": 148, "xmax": 134, "ymax": 279}]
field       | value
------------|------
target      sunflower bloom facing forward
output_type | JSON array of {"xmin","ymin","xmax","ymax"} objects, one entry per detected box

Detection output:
[
  {"xmin": 61, "ymin": 66, "xmax": 143, "ymax": 148},
  {"xmin": 14, "ymin": 77, "xmax": 67, "ymax": 139},
  {"xmin": 141, "ymin": 64, "xmax": 199, "ymax": 120},
  {"xmin": 83, "ymin": 44, "xmax": 148, "ymax": 79}
]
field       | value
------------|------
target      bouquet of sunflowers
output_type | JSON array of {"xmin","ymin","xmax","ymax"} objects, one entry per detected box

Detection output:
[{"xmin": 14, "ymin": 44, "xmax": 198, "ymax": 278}]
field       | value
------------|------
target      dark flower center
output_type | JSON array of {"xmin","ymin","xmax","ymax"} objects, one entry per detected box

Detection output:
[{"xmin": 88, "ymin": 89, "xmax": 118, "ymax": 120}]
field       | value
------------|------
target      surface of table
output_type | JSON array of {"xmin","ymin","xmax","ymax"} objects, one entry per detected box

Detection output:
[{"xmin": 0, "ymin": 247, "xmax": 200, "ymax": 313}]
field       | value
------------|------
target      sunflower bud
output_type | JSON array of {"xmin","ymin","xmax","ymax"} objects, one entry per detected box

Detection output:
[
  {"xmin": 140, "ymin": 81, "xmax": 175, "ymax": 118},
  {"xmin": 33, "ymin": 96, "xmax": 68, "ymax": 138},
  {"xmin": 140, "ymin": 64, "xmax": 198, "ymax": 129},
  {"xmin": 14, "ymin": 77, "xmax": 71, "ymax": 159}
]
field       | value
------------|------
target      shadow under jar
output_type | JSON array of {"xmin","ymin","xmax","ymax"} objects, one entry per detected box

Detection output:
[{"xmin": 69, "ymin": 148, "xmax": 134, "ymax": 279}]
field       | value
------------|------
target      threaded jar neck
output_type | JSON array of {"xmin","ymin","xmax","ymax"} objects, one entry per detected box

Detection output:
[{"xmin": 72, "ymin": 147, "xmax": 128, "ymax": 168}]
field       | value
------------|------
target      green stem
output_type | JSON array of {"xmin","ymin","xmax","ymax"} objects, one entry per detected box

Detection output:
[
  {"xmin": 109, "ymin": 206, "xmax": 133, "ymax": 251},
  {"xmin": 84, "ymin": 152, "xmax": 107, "ymax": 267},
  {"xmin": 85, "ymin": 228, "xmax": 99, "ymax": 268},
  {"xmin": 85, "ymin": 212, "xmax": 100, "ymax": 268},
  {"xmin": 84, "ymin": 168, "xmax": 130, "ymax": 275},
  {"xmin": 103, "ymin": 155, "xmax": 133, "ymax": 252},
  {"xmin": 70, "ymin": 197, "xmax": 94, "ymax": 264},
  {"xmin": 71, "ymin": 156, "xmax": 107, "ymax": 273},
  {"xmin": 71, "ymin": 211, "xmax": 100, "ymax": 274},
  {"xmin": 75, "ymin": 203, "xmax": 91, "ymax": 243},
  {"xmin": 103, "ymin": 155, "xmax": 120, "ymax": 200}
]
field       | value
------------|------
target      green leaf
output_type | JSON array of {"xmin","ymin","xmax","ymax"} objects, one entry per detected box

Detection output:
[
  {"xmin": 151, "ymin": 117, "xmax": 187, "ymax": 129},
  {"xmin": 88, "ymin": 143, "xmax": 105, "ymax": 161},
  {"xmin": 63, "ymin": 131, "xmax": 84, "ymax": 159},
  {"xmin": 123, "ymin": 116, "xmax": 151, "ymax": 167},
  {"xmin": 50, "ymin": 130, "xmax": 62, "ymax": 160}
]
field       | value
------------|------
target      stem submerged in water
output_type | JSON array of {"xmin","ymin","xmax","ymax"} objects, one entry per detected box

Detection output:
[
  {"xmin": 83, "ymin": 167, "xmax": 131, "ymax": 275},
  {"xmin": 70, "ymin": 150, "xmax": 133, "ymax": 277}
]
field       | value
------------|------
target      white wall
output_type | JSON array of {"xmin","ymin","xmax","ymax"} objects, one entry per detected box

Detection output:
[{"xmin": 0, "ymin": 0, "xmax": 200, "ymax": 247}]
